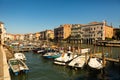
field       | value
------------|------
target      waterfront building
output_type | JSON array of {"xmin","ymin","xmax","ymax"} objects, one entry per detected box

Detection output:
[
  {"xmin": 84, "ymin": 21, "xmax": 113, "ymax": 43},
  {"xmin": 24, "ymin": 33, "xmax": 33, "ymax": 41},
  {"xmin": 54, "ymin": 24, "xmax": 72, "ymax": 42},
  {"xmin": 4, "ymin": 33, "xmax": 25, "ymax": 42},
  {"xmin": 7, "ymin": 34, "xmax": 23, "ymax": 41},
  {"xmin": 31, "ymin": 32, "xmax": 41, "ymax": 41},
  {"xmin": 14, "ymin": 34, "xmax": 21, "ymax": 41},
  {"xmin": 32, "ymin": 33, "xmax": 36, "ymax": 41},
  {"xmin": 28, "ymin": 33, "xmax": 33, "ymax": 41},
  {"xmin": 0, "ymin": 21, "xmax": 6, "ymax": 44},
  {"xmin": 104, "ymin": 24, "xmax": 113, "ymax": 39},
  {"xmin": 46, "ymin": 30, "xmax": 54, "ymax": 40},
  {"xmin": 40, "ymin": 31, "xmax": 45, "ymax": 40},
  {"xmin": 81, "ymin": 21, "xmax": 105, "ymax": 43},
  {"xmin": 69, "ymin": 21, "xmax": 113, "ymax": 44},
  {"xmin": 69, "ymin": 24, "xmax": 83, "ymax": 43},
  {"xmin": 29, "ymin": 33, "xmax": 38, "ymax": 41},
  {"xmin": 19, "ymin": 34, "xmax": 25, "ymax": 41},
  {"xmin": 40, "ymin": 30, "xmax": 54, "ymax": 41},
  {"xmin": 35, "ymin": 32, "xmax": 40, "ymax": 41},
  {"xmin": 4, "ymin": 33, "xmax": 14, "ymax": 41}
]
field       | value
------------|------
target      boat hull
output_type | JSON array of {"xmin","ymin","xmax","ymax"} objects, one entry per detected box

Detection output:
[
  {"xmin": 88, "ymin": 58, "xmax": 103, "ymax": 70},
  {"xmin": 68, "ymin": 55, "xmax": 89, "ymax": 68},
  {"xmin": 8, "ymin": 58, "xmax": 29, "ymax": 75}
]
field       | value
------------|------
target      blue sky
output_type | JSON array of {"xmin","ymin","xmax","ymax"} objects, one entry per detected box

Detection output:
[{"xmin": 0, "ymin": 0, "xmax": 120, "ymax": 34}]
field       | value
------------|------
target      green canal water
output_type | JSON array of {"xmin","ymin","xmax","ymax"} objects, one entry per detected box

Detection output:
[{"xmin": 10, "ymin": 44, "xmax": 120, "ymax": 80}]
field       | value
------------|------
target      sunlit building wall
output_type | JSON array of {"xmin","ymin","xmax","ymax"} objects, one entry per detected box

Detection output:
[
  {"xmin": 0, "ymin": 21, "xmax": 6, "ymax": 44},
  {"xmin": 69, "ymin": 21, "xmax": 113, "ymax": 44},
  {"xmin": 54, "ymin": 24, "xmax": 71, "ymax": 42},
  {"xmin": 35, "ymin": 32, "xmax": 40, "ymax": 41}
]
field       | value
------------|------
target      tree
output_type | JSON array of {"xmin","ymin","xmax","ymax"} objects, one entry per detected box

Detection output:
[{"xmin": 115, "ymin": 30, "xmax": 120, "ymax": 40}]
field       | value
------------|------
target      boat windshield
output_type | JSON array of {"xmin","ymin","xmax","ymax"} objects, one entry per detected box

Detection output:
[{"xmin": 10, "ymin": 60, "xmax": 19, "ymax": 65}]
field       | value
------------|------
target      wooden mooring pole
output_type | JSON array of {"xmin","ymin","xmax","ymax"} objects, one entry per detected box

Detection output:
[
  {"xmin": 102, "ymin": 44, "xmax": 105, "ymax": 74},
  {"xmin": 119, "ymin": 58, "xmax": 120, "ymax": 74}
]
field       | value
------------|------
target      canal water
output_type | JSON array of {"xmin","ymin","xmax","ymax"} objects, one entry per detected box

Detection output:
[{"xmin": 10, "ymin": 45, "xmax": 120, "ymax": 80}]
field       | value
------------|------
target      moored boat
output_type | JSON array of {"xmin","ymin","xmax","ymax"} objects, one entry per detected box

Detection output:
[
  {"xmin": 8, "ymin": 58, "xmax": 29, "ymax": 75},
  {"xmin": 68, "ymin": 55, "xmax": 89, "ymax": 68},
  {"xmin": 14, "ymin": 53, "xmax": 26, "ymax": 61},
  {"xmin": 54, "ymin": 51, "xmax": 78, "ymax": 66},
  {"xmin": 8, "ymin": 58, "xmax": 20, "ymax": 75},
  {"xmin": 32, "ymin": 48, "xmax": 41, "ymax": 53},
  {"xmin": 43, "ymin": 52, "xmax": 61, "ymax": 59},
  {"xmin": 88, "ymin": 57, "xmax": 103, "ymax": 70}
]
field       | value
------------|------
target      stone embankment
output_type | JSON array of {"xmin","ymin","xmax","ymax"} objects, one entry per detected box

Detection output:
[
  {"xmin": 3, "ymin": 45, "xmax": 14, "ymax": 60},
  {"xmin": 0, "ymin": 45, "xmax": 12, "ymax": 80}
]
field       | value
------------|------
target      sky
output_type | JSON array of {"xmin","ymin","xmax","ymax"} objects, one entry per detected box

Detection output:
[{"xmin": 0, "ymin": 0, "xmax": 120, "ymax": 34}]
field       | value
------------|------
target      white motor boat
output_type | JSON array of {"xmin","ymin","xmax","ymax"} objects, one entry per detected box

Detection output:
[
  {"xmin": 8, "ymin": 58, "xmax": 29, "ymax": 75},
  {"xmin": 88, "ymin": 57, "xmax": 103, "ymax": 69},
  {"xmin": 54, "ymin": 51, "xmax": 77, "ymax": 65},
  {"xmin": 14, "ymin": 53, "xmax": 26, "ymax": 61},
  {"xmin": 68, "ymin": 55, "xmax": 89, "ymax": 68}
]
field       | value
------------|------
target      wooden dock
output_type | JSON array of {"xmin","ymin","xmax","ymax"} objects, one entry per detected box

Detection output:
[
  {"xmin": 91, "ymin": 53, "xmax": 120, "ymax": 63},
  {"xmin": 13, "ymin": 48, "xmax": 34, "ymax": 53},
  {"xmin": 105, "ymin": 58, "xmax": 119, "ymax": 63},
  {"xmin": 96, "ymin": 40, "xmax": 120, "ymax": 47},
  {"xmin": 11, "ymin": 46, "xmax": 39, "ymax": 53}
]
